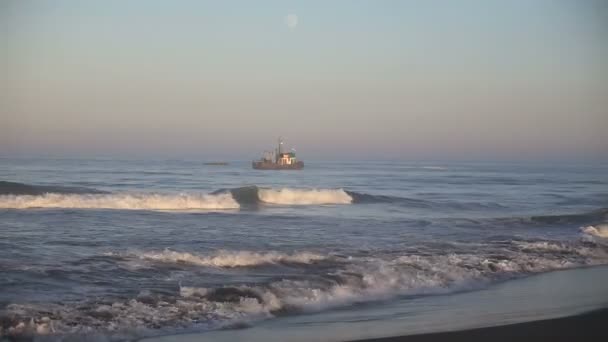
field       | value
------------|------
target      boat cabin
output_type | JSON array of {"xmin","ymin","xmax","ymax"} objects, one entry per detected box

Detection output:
[{"xmin": 277, "ymin": 152, "xmax": 297, "ymax": 165}]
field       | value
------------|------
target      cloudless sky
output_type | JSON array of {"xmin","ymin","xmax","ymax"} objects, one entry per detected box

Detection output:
[{"xmin": 2, "ymin": 0, "xmax": 607, "ymax": 160}]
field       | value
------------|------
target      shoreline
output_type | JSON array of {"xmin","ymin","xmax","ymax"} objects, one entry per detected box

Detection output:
[
  {"xmin": 348, "ymin": 308, "xmax": 608, "ymax": 342},
  {"xmin": 141, "ymin": 265, "xmax": 608, "ymax": 342}
]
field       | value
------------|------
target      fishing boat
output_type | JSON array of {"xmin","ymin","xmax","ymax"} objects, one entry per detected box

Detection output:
[{"xmin": 252, "ymin": 138, "xmax": 304, "ymax": 170}]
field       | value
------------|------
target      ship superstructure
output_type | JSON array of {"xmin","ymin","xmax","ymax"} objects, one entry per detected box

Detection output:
[{"xmin": 252, "ymin": 138, "xmax": 304, "ymax": 170}]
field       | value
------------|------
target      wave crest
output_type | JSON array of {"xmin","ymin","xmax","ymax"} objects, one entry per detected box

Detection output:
[
  {"xmin": 0, "ymin": 193, "xmax": 239, "ymax": 210},
  {"xmin": 257, "ymin": 188, "xmax": 352, "ymax": 205},
  {"xmin": 125, "ymin": 249, "xmax": 327, "ymax": 267},
  {"xmin": 582, "ymin": 224, "xmax": 608, "ymax": 238}
]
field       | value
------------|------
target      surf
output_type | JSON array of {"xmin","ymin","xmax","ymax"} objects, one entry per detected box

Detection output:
[
  {"xmin": 0, "ymin": 192, "xmax": 240, "ymax": 210},
  {"xmin": 257, "ymin": 188, "xmax": 352, "ymax": 205},
  {"xmin": 5, "ymin": 238, "xmax": 608, "ymax": 338},
  {"xmin": 3, "ymin": 182, "xmax": 607, "ymax": 219},
  {"xmin": 112, "ymin": 249, "xmax": 328, "ymax": 267},
  {"xmin": 582, "ymin": 223, "xmax": 608, "ymax": 238},
  {"xmin": 219, "ymin": 186, "xmax": 354, "ymax": 206}
]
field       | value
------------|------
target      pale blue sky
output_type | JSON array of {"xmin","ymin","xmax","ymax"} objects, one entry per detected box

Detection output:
[{"xmin": 2, "ymin": 0, "xmax": 607, "ymax": 160}]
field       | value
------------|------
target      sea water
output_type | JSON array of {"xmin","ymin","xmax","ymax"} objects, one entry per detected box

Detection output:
[{"xmin": 0, "ymin": 158, "xmax": 607, "ymax": 340}]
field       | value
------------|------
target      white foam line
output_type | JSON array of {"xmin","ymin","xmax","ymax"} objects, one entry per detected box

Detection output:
[
  {"xmin": 257, "ymin": 188, "xmax": 352, "ymax": 205},
  {"xmin": 0, "ymin": 192, "xmax": 240, "ymax": 210},
  {"xmin": 130, "ymin": 249, "xmax": 327, "ymax": 267}
]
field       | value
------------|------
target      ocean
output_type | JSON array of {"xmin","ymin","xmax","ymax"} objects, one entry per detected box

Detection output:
[{"xmin": 1, "ymin": 158, "xmax": 607, "ymax": 341}]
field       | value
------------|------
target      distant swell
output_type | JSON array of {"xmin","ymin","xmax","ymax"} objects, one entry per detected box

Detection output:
[
  {"xmin": 227, "ymin": 187, "xmax": 426, "ymax": 206},
  {"xmin": 0, "ymin": 192, "xmax": 239, "ymax": 210},
  {"xmin": 483, "ymin": 208, "xmax": 608, "ymax": 227},
  {"xmin": 0, "ymin": 181, "xmax": 106, "ymax": 196},
  {"xmin": 527, "ymin": 209, "xmax": 608, "ymax": 225}
]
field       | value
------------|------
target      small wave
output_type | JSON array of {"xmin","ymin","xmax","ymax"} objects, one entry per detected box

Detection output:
[
  {"xmin": 512, "ymin": 240, "xmax": 600, "ymax": 257},
  {"xmin": 472, "ymin": 208, "xmax": 608, "ymax": 228},
  {"xmin": 528, "ymin": 209, "xmax": 608, "ymax": 225},
  {"xmin": 0, "ymin": 192, "xmax": 239, "ymax": 210},
  {"xmin": 0, "ymin": 181, "xmax": 105, "ymax": 196},
  {"xmin": 257, "ymin": 188, "xmax": 353, "ymax": 205},
  {"xmin": 514, "ymin": 241, "xmax": 576, "ymax": 252},
  {"xmin": 582, "ymin": 223, "xmax": 608, "ymax": 238},
  {"xmin": 219, "ymin": 185, "xmax": 260, "ymax": 206},
  {"xmin": 344, "ymin": 190, "xmax": 430, "ymax": 206},
  {"xmin": 219, "ymin": 186, "xmax": 354, "ymax": 206},
  {"xmin": 116, "ymin": 249, "xmax": 327, "ymax": 267},
  {"xmin": 421, "ymin": 166, "xmax": 447, "ymax": 170},
  {"xmin": 227, "ymin": 186, "xmax": 433, "ymax": 207}
]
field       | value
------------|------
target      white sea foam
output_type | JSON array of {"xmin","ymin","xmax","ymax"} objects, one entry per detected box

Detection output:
[
  {"xmin": 0, "ymin": 192, "xmax": 240, "ymax": 210},
  {"xmin": 4, "ymin": 239, "xmax": 608, "ymax": 338},
  {"xmin": 176, "ymin": 243, "xmax": 608, "ymax": 314},
  {"xmin": 1, "ymin": 297, "xmax": 268, "ymax": 338},
  {"xmin": 257, "ymin": 188, "xmax": 352, "ymax": 205},
  {"xmin": 181, "ymin": 242, "xmax": 608, "ymax": 314},
  {"xmin": 514, "ymin": 241, "xmax": 577, "ymax": 253},
  {"xmin": 516, "ymin": 240, "xmax": 602, "ymax": 258},
  {"xmin": 582, "ymin": 224, "xmax": 608, "ymax": 238},
  {"xmin": 129, "ymin": 249, "xmax": 327, "ymax": 267},
  {"xmin": 0, "ymin": 259, "xmax": 476, "ymax": 338}
]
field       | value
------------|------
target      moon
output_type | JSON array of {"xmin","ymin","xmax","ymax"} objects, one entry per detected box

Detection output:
[{"xmin": 285, "ymin": 14, "xmax": 298, "ymax": 29}]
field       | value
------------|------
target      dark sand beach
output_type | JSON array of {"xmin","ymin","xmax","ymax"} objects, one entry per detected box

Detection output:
[{"xmin": 349, "ymin": 308, "xmax": 608, "ymax": 342}]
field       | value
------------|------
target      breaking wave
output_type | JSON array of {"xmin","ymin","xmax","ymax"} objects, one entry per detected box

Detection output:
[
  {"xmin": 446, "ymin": 208, "xmax": 608, "ymax": 228},
  {"xmin": 582, "ymin": 223, "xmax": 608, "ymax": 238},
  {"xmin": 0, "ymin": 192, "xmax": 239, "ymax": 210},
  {"xmin": 219, "ymin": 186, "xmax": 353, "ymax": 206},
  {"xmin": 3, "ymin": 183, "xmax": 607, "ymax": 219},
  {"xmin": 223, "ymin": 186, "xmax": 437, "ymax": 207},
  {"xmin": 0, "ymin": 182, "xmax": 529, "ymax": 211},
  {"xmin": 0, "ymin": 183, "xmax": 360, "ymax": 210},
  {"xmin": 344, "ymin": 190, "xmax": 433, "ymax": 207},
  {"xmin": 3, "ymin": 239, "xmax": 608, "ymax": 339},
  {"xmin": 257, "ymin": 188, "xmax": 352, "ymax": 205},
  {"xmin": 113, "ymin": 249, "xmax": 328, "ymax": 267}
]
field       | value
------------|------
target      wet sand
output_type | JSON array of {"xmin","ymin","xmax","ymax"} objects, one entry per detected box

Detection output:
[
  {"xmin": 349, "ymin": 308, "xmax": 608, "ymax": 342},
  {"xmin": 143, "ymin": 266, "xmax": 608, "ymax": 342}
]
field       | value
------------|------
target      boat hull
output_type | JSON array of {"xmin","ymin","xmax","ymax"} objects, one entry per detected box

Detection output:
[{"xmin": 252, "ymin": 161, "xmax": 304, "ymax": 170}]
